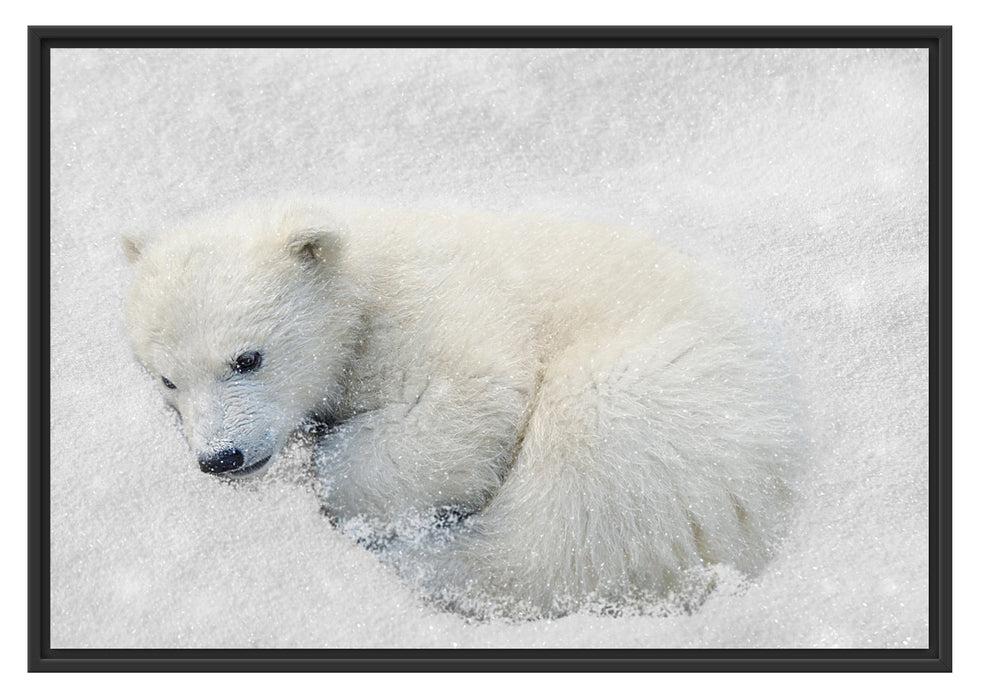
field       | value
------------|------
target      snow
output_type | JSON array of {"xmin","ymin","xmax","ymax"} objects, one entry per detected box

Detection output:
[{"xmin": 48, "ymin": 47, "xmax": 928, "ymax": 648}]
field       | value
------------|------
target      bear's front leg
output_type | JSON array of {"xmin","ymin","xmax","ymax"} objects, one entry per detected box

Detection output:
[{"xmin": 314, "ymin": 375, "xmax": 528, "ymax": 526}]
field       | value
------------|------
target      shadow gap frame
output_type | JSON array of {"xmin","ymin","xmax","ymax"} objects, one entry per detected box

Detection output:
[{"xmin": 27, "ymin": 24, "xmax": 952, "ymax": 673}]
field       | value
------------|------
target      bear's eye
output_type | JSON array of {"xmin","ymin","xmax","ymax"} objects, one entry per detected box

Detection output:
[
  {"xmin": 161, "ymin": 376, "xmax": 176, "ymax": 390},
  {"xmin": 232, "ymin": 351, "xmax": 263, "ymax": 374}
]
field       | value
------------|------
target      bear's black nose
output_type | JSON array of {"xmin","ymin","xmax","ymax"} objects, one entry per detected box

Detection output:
[{"xmin": 198, "ymin": 447, "xmax": 245, "ymax": 474}]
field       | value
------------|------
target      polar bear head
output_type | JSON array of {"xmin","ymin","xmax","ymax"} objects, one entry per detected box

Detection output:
[{"xmin": 123, "ymin": 201, "xmax": 361, "ymax": 478}]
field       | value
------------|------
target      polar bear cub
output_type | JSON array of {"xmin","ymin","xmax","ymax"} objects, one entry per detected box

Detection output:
[{"xmin": 124, "ymin": 199, "xmax": 800, "ymax": 617}]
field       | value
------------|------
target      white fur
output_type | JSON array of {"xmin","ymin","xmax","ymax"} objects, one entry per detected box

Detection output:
[{"xmin": 125, "ymin": 199, "xmax": 801, "ymax": 617}]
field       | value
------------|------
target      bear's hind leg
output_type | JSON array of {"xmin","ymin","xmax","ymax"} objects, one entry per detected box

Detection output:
[{"xmin": 438, "ymin": 325, "xmax": 798, "ymax": 617}]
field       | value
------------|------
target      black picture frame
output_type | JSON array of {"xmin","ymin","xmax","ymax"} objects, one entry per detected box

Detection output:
[{"xmin": 28, "ymin": 25, "xmax": 952, "ymax": 673}]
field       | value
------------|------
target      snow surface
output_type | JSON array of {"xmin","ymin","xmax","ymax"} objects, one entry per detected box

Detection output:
[{"xmin": 48, "ymin": 47, "xmax": 928, "ymax": 648}]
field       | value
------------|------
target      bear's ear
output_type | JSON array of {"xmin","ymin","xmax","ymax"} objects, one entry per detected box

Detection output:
[
  {"xmin": 284, "ymin": 226, "xmax": 339, "ymax": 267},
  {"xmin": 121, "ymin": 233, "xmax": 145, "ymax": 264}
]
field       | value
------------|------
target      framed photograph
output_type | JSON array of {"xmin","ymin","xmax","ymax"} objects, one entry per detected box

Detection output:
[{"xmin": 28, "ymin": 26, "xmax": 951, "ymax": 672}]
